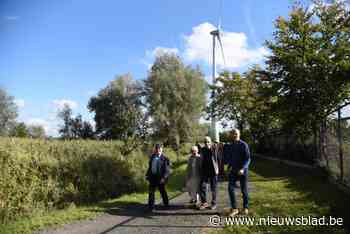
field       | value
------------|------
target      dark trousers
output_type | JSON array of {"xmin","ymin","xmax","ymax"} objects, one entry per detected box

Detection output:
[
  {"xmin": 148, "ymin": 182, "xmax": 169, "ymax": 209},
  {"xmin": 199, "ymin": 175, "xmax": 218, "ymax": 205},
  {"xmin": 218, "ymin": 159, "xmax": 225, "ymax": 177},
  {"xmin": 228, "ymin": 170, "xmax": 249, "ymax": 209}
]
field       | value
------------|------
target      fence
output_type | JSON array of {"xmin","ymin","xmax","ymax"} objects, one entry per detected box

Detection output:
[
  {"xmin": 319, "ymin": 106, "xmax": 350, "ymax": 186},
  {"xmin": 256, "ymin": 104, "xmax": 350, "ymax": 188}
]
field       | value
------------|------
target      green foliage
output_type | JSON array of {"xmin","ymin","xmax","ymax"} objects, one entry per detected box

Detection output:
[
  {"xmin": 57, "ymin": 104, "xmax": 74, "ymax": 139},
  {"xmin": 0, "ymin": 138, "xmax": 149, "ymax": 224},
  {"xmin": 27, "ymin": 125, "xmax": 46, "ymax": 138},
  {"xmin": 211, "ymin": 68, "xmax": 280, "ymax": 145},
  {"xmin": 221, "ymin": 157, "xmax": 350, "ymax": 234},
  {"xmin": 0, "ymin": 159, "xmax": 189, "ymax": 234},
  {"xmin": 69, "ymin": 115, "xmax": 94, "ymax": 139},
  {"xmin": 10, "ymin": 122, "xmax": 29, "ymax": 138},
  {"xmin": 0, "ymin": 88, "xmax": 18, "ymax": 136},
  {"xmin": 211, "ymin": 1, "xmax": 350, "ymax": 148},
  {"xmin": 144, "ymin": 53, "xmax": 208, "ymax": 146},
  {"xmin": 264, "ymin": 0, "xmax": 350, "ymax": 136},
  {"xmin": 57, "ymin": 105, "xmax": 94, "ymax": 139},
  {"xmin": 10, "ymin": 123, "xmax": 46, "ymax": 139},
  {"xmin": 88, "ymin": 73, "xmax": 147, "ymax": 141}
]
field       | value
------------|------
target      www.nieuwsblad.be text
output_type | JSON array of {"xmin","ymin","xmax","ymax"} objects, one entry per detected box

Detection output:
[{"xmin": 209, "ymin": 215, "xmax": 344, "ymax": 227}]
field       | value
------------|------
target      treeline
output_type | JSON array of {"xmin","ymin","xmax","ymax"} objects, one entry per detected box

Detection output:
[
  {"xmin": 85, "ymin": 54, "xmax": 208, "ymax": 149},
  {"xmin": 0, "ymin": 89, "xmax": 46, "ymax": 138},
  {"xmin": 0, "ymin": 53, "xmax": 209, "ymax": 151},
  {"xmin": 211, "ymin": 1, "xmax": 350, "ymax": 149}
]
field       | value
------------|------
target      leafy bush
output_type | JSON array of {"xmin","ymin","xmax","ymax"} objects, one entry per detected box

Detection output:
[{"xmin": 0, "ymin": 138, "xmax": 149, "ymax": 224}]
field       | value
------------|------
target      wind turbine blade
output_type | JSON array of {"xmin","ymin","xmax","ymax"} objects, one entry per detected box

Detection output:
[{"xmin": 217, "ymin": 34, "xmax": 226, "ymax": 67}]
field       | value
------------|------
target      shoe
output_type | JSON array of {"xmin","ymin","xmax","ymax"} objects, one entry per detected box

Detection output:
[
  {"xmin": 198, "ymin": 202, "xmax": 209, "ymax": 210},
  {"xmin": 210, "ymin": 204, "xmax": 217, "ymax": 210},
  {"xmin": 242, "ymin": 208, "xmax": 249, "ymax": 215},
  {"xmin": 228, "ymin": 208, "xmax": 239, "ymax": 217},
  {"xmin": 189, "ymin": 199, "xmax": 196, "ymax": 204}
]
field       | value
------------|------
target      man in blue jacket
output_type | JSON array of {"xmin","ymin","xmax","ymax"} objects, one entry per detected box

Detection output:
[
  {"xmin": 223, "ymin": 129, "xmax": 251, "ymax": 216},
  {"xmin": 146, "ymin": 144, "xmax": 171, "ymax": 211}
]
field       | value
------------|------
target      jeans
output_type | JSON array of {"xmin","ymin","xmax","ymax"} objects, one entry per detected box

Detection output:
[
  {"xmin": 228, "ymin": 170, "xmax": 249, "ymax": 208},
  {"xmin": 148, "ymin": 182, "xmax": 169, "ymax": 209},
  {"xmin": 199, "ymin": 175, "xmax": 218, "ymax": 205}
]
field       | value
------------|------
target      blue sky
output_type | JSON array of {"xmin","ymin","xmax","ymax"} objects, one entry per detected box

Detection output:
[{"xmin": 1, "ymin": 0, "xmax": 311, "ymax": 136}]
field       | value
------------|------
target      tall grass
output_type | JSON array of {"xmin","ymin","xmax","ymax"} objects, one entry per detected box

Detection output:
[{"xmin": 0, "ymin": 138, "xmax": 189, "ymax": 225}]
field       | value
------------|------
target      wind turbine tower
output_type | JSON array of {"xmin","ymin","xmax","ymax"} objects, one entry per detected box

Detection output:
[{"xmin": 210, "ymin": 1, "xmax": 226, "ymax": 143}]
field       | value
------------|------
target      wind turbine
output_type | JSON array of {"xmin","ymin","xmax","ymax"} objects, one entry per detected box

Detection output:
[{"xmin": 210, "ymin": 0, "xmax": 226, "ymax": 143}]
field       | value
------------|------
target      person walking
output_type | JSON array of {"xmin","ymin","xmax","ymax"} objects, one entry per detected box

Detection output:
[
  {"xmin": 223, "ymin": 129, "xmax": 251, "ymax": 216},
  {"xmin": 198, "ymin": 136, "xmax": 219, "ymax": 210},
  {"xmin": 185, "ymin": 145, "xmax": 202, "ymax": 207},
  {"xmin": 146, "ymin": 144, "xmax": 171, "ymax": 211}
]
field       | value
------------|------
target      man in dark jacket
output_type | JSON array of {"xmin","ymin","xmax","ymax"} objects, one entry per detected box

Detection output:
[
  {"xmin": 198, "ymin": 136, "xmax": 219, "ymax": 210},
  {"xmin": 146, "ymin": 144, "xmax": 171, "ymax": 211},
  {"xmin": 223, "ymin": 129, "xmax": 251, "ymax": 216}
]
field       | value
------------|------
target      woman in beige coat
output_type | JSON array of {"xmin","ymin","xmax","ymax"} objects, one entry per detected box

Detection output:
[{"xmin": 185, "ymin": 146, "xmax": 202, "ymax": 206}]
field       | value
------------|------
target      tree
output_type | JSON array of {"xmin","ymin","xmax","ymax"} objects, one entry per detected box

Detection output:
[
  {"xmin": 211, "ymin": 68, "xmax": 280, "ymax": 143},
  {"xmin": 57, "ymin": 104, "xmax": 73, "ymax": 139},
  {"xmin": 0, "ymin": 88, "xmax": 18, "ymax": 136},
  {"xmin": 27, "ymin": 125, "xmax": 46, "ymax": 138},
  {"xmin": 88, "ymin": 73, "xmax": 147, "ymax": 141},
  {"xmin": 264, "ymin": 0, "xmax": 350, "ymax": 137},
  {"xmin": 57, "ymin": 105, "xmax": 94, "ymax": 139},
  {"xmin": 69, "ymin": 115, "xmax": 94, "ymax": 139},
  {"xmin": 144, "ymin": 53, "xmax": 208, "ymax": 147},
  {"xmin": 80, "ymin": 120, "xmax": 94, "ymax": 139},
  {"xmin": 10, "ymin": 122, "xmax": 28, "ymax": 138}
]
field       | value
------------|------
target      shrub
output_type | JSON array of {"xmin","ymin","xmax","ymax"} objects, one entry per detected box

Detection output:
[{"xmin": 0, "ymin": 138, "xmax": 148, "ymax": 224}]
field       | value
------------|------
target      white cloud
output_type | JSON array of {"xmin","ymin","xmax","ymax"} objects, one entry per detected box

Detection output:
[
  {"xmin": 183, "ymin": 22, "xmax": 268, "ymax": 69},
  {"xmin": 52, "ymin": 99, "xmax": 78, "ymax": 111},
  {"xmin": 4, "ymin": 16, "xmax": 19, "ymax": 21},
  {"xmin": 14, "ymin": 99, "xmax": 25, "ymax": 108}
]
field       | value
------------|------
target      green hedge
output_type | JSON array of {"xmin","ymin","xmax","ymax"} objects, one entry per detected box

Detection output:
[{"xmin": 0, "ymin": 138, "xmax": 150, "ymax": 224}]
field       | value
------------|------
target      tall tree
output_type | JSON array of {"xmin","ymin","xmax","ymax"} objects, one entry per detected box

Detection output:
[
  {"xmin": 88, "ymin": 73, "xmax": 146, "ymax": 141},
  {"xmin": 27, "ymin": 125, "xmax": 46, "ymax": 138},
  {"xmin": 57, "ymin": 104, "xmax": 73, "ymax": 139},
  {"xmin": 264, "ymin": 0, "xmax": 350, "ymax": 136},
  {"xmin": 0, "ymin": 88, "xmax": 18, "ymax": 136},
  {"xmin": 144, "ymin": 53, "xmax": 208, "ymax": 146},
  {"xmin": 69, "ymin": 114, "xmax": 94, "ymax": 139},
  {"xmin": 211, "ymin": 68, "xmax": 280, "ymax": 142}
]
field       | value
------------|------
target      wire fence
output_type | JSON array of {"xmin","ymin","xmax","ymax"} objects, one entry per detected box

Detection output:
[{"xmin": 256, "ymin": 104, "xmax": 350, "ymax": 188}]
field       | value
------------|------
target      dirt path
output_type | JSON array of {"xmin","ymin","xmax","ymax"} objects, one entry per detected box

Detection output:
[{"xmin": 38, "ymin": 181, "xmax": 252, "ymax": 234}]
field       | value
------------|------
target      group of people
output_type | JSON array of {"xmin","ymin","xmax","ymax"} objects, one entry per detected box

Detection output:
[{"xmin": 145, "ymin": 129, "xmax": 251, "ymax": 217}]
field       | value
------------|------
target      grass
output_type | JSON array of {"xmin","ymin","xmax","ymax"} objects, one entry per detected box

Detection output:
[
  {"xmin": 0, "ymin": 160, "xmax": 188, "ymax": 234},
  {"xmin": 3, "ymin": 156, "xmax": 350, "ymax": 234},
  {"xmin": 218, "ymin": 157, "xmax": 350, "ymax": 234}
]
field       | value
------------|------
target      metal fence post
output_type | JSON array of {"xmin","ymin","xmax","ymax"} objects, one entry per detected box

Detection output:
[{"xmin": 338, "ymin": 108, "xmax": 344, "ymax": 181}]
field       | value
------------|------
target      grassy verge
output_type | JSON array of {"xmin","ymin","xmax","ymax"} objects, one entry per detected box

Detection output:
[
  {"xmin": 219, "ymin": 157, "xmax": 350, "ymax": 234},
  {"xmin": 0, "ymin": 161, "xmax": 188, "ymax": 234}
]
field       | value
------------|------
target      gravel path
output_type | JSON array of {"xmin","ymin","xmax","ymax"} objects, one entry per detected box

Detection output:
[{"xmin": 38, "ymin": 181, "xmax": 253, "ymax": 234}]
